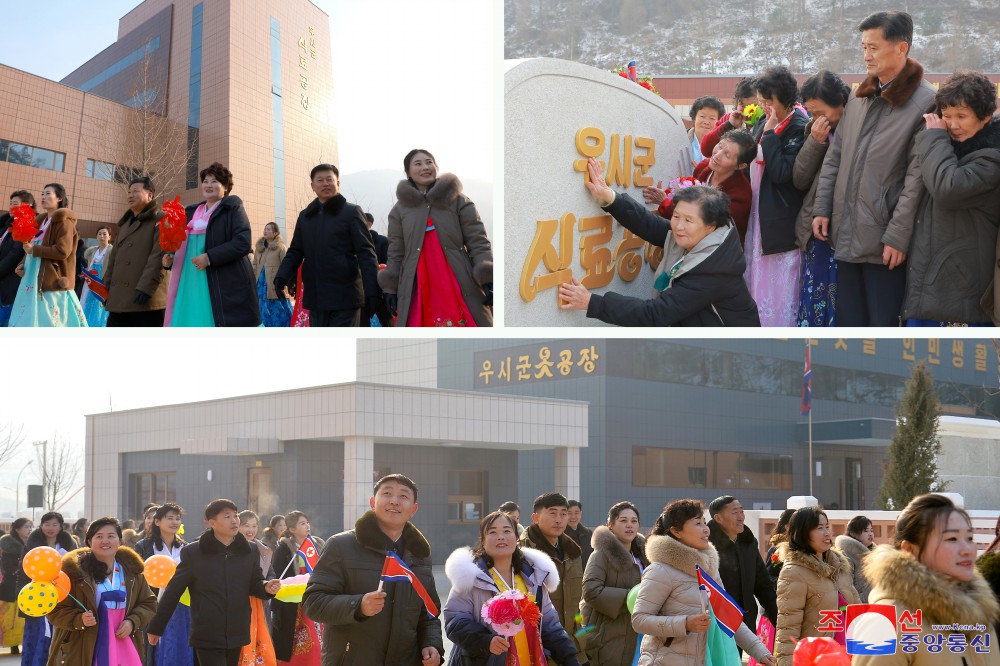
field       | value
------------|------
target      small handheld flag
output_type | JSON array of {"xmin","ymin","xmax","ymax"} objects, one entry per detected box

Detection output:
[
  {"xmin": 296, "ymin": 535, "xmax": 321, "ymax": 573},
  {"xmin": 696, "ymin": 565, "xmax": 745, "ymax": 638},
  {"xmin": 79, "ymin": 268, "xmax": 108, "ymax": 305},
  {"xmin": 801, "ymin": 342, "xmax": 812, "ymax": 415},
  {"xmin": 380, "ymin": 552, "xmax": 439, "ymax": 617}
]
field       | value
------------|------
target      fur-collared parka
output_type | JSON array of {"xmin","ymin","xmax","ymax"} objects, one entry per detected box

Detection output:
[
  {"xmin": 812, "ymin": 58, "xmax": 936, "ymax": 264},
  {"xmin": 853, "ymin": 545, "xmax": 1000, "ymax": 666},
  {"xmin": 270, "ymin": 535, "xmax": 326, "ymax": 662},
  {"xmin": 833, "ymin": 534, "xmax": 872, "ymax": 603},
  {"xmin": 518, "ymin": 524, "xmax": 586, "ymax": 664},
  {"xmin": 442, "ymin": 546, "xmax": 580, "ymax": 666},
  {"xmin": 379, "ymin": 174, "xmax": 493, "ymax": 326},
  {"xmin": 632, "ymin": 535, "xmax": 772, "ymax": 666},
  {"xmin": 21, "ymin": 209, "xmax": 79, "ymax": 292},
  {"xmin": 253, "ymin": 235, "xmax": 288, "ymax": 301},
  {"xmin": 774, "ymin": 544, "xmax": 860, "ymax": 666},
  {"xmin": 102, "ymin": 199, "xmax": 167, "ymax": 312},
  {"xmin": 45, "ymin": 547, "xmax": 157, "ymax": 666},
  {"xmin": 581, "ymin": 527, "xmax": 649, "ymax": 666},
  {"xmin": 300, "ymin": 511, "xmax": 444, "ymax": 666}
]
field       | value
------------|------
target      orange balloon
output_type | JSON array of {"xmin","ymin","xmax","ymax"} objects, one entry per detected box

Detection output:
[
  {"xmin": 22, "ymin": 547, "xmax": 63, "ymax": 582},
  {"xmin": 51, "ymin": 571, "xmax": 71, "ymax": 601},
  {"xmin": 144, "ymin": 555, "xmax": 177, "ymax": 588}
]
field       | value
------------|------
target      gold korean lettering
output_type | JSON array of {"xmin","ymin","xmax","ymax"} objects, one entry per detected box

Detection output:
[
  {"xmin": 573, "ymin": 127, "xmax": 605, "ymax": 182},
  {"xmin": 578, "ymin": 214, "xmax": 615, "ymax": 290},
  {"xmin": 516, "ymin": 355, "xmax": 532, "ymax": 381},
  {"xmin": 479, "ymin": 360, "xmax": 493, "ymax": 384},
  {"xmin": 534, "ymin": 347, "xmax": 554, "ymax": 379},
  {"xmin": 903, "ymin": 339, "xmax": 916, "ymax": 361},
  {"xmin": 614, "ymin": 229, "xmax": 645, "ymax": 282},
  {"xmin": 927, "ymin": 339, "xmax": 940, "ymax": 365},
  {"xmin": 952, "ymin": 341, "xmax": 964, "ymax": 369},
  {"xmin": 606, "ymin": 133, "xmax": 632, "ymax": 187},
  {"xmin": 557, "ymin": 349, "xmax": 573, "ymax": 376},
  {"xmin": 578, "ymin": 346, "xmax": 600, "ymax": 373},
  {"xmin": 863, "ymin": 339, "xmax": 876, "ymax": 355},
  {"xmin": 519, "ymin": 214, "xmax": 574, "ymax": 302},
  {"xmin": 496, "ymin": 357, "xmax": 512, "ymax": 382},
  {"xmin": 633, "ymin": 136, "xmax": 655, "ymax": 187},
  {"xmin": 975, "ymin": 344, "xmax": 988, "ymax": 372}
]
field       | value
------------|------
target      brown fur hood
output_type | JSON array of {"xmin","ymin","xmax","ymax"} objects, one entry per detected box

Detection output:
[
  {"xmin": 645, "ymin": 534, "xmax": 720, "ymax": 579},
  {"xmin": 778, "ymin": 542, "xmax": 852, "ymax": 578},
  {"xmin": 855, "ymin": 57, "xmax": 925, "ymax": 107},
  {"xmin": 864, "ymin": 545, "xmax": 1000, "ymax": 635},
  {"xmin": 395, "ymin": 173, "xmax": 464, "ymax": 209},
  {"xmin": 255, "ymin": 236, "xmax": 285, "ymax": 255},
  {"xmin": 61, "ymin": 546, "xmax": 145, "ymax": 581},
  {"xmin": 769, "ymin": 531, "xmax": 789, "ymax": 549},
  {"xmin": 591, "ymin": 525, "xmax": 649, "ymax": 570}
]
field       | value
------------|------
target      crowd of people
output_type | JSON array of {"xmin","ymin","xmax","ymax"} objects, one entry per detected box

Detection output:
[
  {"xmin": 1, "ymin": 478, "xmax": 998, "ymax": 666},
  {"xmin": 560, "ymin": 11, "xmax": 1000, "ymax": 328},
  {"xmin": 0, "ymin": 149, "xmax": 493, "ymax": 328}
]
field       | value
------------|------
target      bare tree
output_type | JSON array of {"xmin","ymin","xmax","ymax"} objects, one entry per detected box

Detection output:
[
  {"xmin": 84, "ymin": 52, "xmax": 195, "ymax": 200},
  {"xmin": 0, "ymin": 423, "xmax": 24, "ymax": 468},
  {"xmin": 33, "ymin": 438, "xmax": 81, "ymax": 511}
]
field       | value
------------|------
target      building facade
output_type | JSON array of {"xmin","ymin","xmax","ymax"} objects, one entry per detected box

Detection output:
[
  {"xmin": 1, "ymin": 0, "xmax": 336, "ymax": 239},
  {"xmin": 84, "ymin": 338, "xmax": 1000, "ymax": 562},
  {"xmin": 358, "ymin": 338, "xmax": 1000, "ymax": 525}
]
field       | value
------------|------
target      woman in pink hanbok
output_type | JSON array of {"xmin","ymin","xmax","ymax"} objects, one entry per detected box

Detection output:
[{"xmin": 743, "ymin": 66, "xmax": 809, "ymax": 326}]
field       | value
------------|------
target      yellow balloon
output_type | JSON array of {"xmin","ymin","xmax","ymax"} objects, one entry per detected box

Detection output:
[
  {"xmin": 179, "ymin": 588, "xmax": 191, "ymax": 606},
  {"xmin": 17, "ymin": 581, "xmax": 59, "ymax": 617}
]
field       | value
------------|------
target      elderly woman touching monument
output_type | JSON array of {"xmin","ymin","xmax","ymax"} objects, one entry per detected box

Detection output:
[{"xmin": 558, "ymin": 158, "xmax": 760, "ymax": 326}]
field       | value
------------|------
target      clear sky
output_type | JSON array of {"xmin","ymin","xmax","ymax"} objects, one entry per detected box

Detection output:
[
  {"xmin": 0, "ymin": 335, "xmax": 356, "ymax": 519},
  {"xmin": 0, "ymin": 0, "xmax": 494, "ymax": 181}
]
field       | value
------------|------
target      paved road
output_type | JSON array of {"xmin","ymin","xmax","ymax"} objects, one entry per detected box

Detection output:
[{"xmin": 0, "ymin": 566, "xmax": 458, "ymax": 665}]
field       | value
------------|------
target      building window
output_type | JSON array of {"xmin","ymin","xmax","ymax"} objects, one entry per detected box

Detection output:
[
  {"xmin": 186, "ymin": 3, "xmax": 204, "ymax": 190},
  {"xmin": 1, "ymin": 139, "xmax": 65, "ymax": 172},
  {"xmin": 86, "ymin": 159, "xmax": 141, "ymax": 184},
  {"xmin": 448, "ymin": 470, "xmax": 486, "ymax": 524},
  {"xmin": 130, "ymin": 472, "xmax": 176, "ymax": 520},
  {"xmin": 77, "ymin": 36, "xmax": 162, "ymax": 92},
  {"xmin": 632, "ymin": 447, "xmax": 792, "ymax": 490}
]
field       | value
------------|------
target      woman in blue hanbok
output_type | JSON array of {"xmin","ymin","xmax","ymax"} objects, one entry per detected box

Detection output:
[
  {"xmin": 135, "ymin": 504, "xmax": 193, "ymax": 666},
  {"xmin": 80, "ymin": 226, "xmax": 112, "ymax": 326},
  {"xmin": 163, "ymin": 162, "xmax": 260, "ymax": 327},
  {"xmin": 9, "ymin": 183, "xmax": 86, "ymax": 327}
]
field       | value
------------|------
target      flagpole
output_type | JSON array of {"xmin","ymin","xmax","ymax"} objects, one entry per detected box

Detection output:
[{"xmin": 806, "ymin": 339, "xmax": 813, "ymax": 498}]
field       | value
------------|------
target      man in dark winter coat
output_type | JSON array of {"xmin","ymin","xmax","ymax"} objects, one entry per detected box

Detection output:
[
  {"xmin": 302, "ymin": 474, "xmax": 444, "ymax": 666},
  {"xmin": 361, "ymin": 211, "xmax": 394, "ymax": 327},
  {"xmin": 103, "ymin": 177, "xmax": 168, "ymax": 327},
  {"xmin": 565, "ymin": 500, "xmax": 594, "ymax": 571},
  {"xmin": 811, "ymin": 11, "xmax": 936, "ymax": 326},
  {"xmin": 147, "ymin": 499, "xmax": 280, "ymax": 666},
  {"xmin": 517, "ymin": 492, "xmax": 588, "ymax": 666},
  {"xmin": 0, "ymin": 190, "xmax": 32, "ymax": 323},
  {"xmin": 274, "ymin": 164, "xmax": 379, "ymax": 326},
  {"xmin": 707, "ymin": 496, "xmax": 778, "ymax": 638}
]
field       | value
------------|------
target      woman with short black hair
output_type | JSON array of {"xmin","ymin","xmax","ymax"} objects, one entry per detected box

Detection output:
[
  {"xmin": 688, "ymin": 96, "xmax": 728, "ymax": 164},
  {"xmin": 794, "ymin": 70, "xmax": 851, "ymax": 327},
  {"xmin": 835, "ymin": 515, "xmax": 875, "ymax": 602},
  {"xmin": 46, "ymin": 517, "xmax": 157, "ymax": 666},
  {"xmin": 632, "ymin": 500, "xmax": 774, "ymax": 665},
  {"xmin": 0, "ymin": 517, "xmax": 31, "ymax": 654},
  {"xmin": 774, "ymin": 507, "xmax": 859, "ymax": 666},
  {"xmin": 163, "ymin": 162, "xmax": 260, "ymax": 326},
  {"xmin": 743, "ymin": 66, "xmax": 809, "ymax": 327},
  {"xmin": 560, "ymin": 158, "xmax": 760, "ymax": 326}
]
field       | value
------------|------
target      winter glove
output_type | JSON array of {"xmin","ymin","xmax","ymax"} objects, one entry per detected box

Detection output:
[
  {"xmin": 482, "ymin": 283, "xmax": 493, "ymax": 307},
  {"xmin": 133, "ymin": 290, "xmax": 150, "ymax": 306},
  {"xmin": 273, "ymin": 276, "xmax": 288, "ymax": 296},
  {"xmin": 384, "ymin": 293, "xmax": 398, "ymax": 316}
]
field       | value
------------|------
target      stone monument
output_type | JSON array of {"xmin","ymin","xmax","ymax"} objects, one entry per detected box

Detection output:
[{"xmin": 505, "ymin": 57, "xmax": 691, "ymax": 327}]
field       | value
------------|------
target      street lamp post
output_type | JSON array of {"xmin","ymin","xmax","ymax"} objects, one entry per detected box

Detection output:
[{"xmin": 15, "ymin": 460, "xmax": 33, "ymax": 515}]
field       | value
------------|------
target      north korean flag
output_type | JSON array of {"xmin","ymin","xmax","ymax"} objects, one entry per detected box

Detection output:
[{"xmin": 380, "ymin": 552, "xmax": 439, "ymax": 617}]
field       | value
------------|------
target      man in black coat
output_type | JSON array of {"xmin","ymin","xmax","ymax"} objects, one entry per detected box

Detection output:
[
  {"xmin": 707, "ymin": 495, "xmax": 778, "ymax": 640},
  {"xmin": 0, "ymin": 190, "xmax": 32, "ymax": 322},
  {"xmin": 302, "ymin": 474, "xmax": 444, "ymax": 666},
  {"xmin": 361, "ymin": 212, "xmax": 394, "ymax": 327},
  {"xmin": 564, "ymin": 499, "xmax": 593, "ymax": 571},
  {"xmin": 274, "ymin": 164, "xmax": 379, "ymax": 327},
  {"xmin": 147, "ymin": 499, "xmax": 280, "ymax": 666}
]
